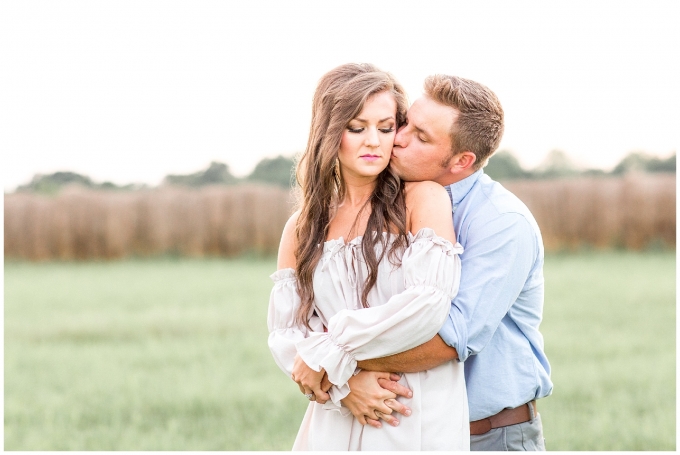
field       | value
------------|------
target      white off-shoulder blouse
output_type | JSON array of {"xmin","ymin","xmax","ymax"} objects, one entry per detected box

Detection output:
[{"xmin": 267, "ymin": 228, "xmax": 470, "ymax": 451}]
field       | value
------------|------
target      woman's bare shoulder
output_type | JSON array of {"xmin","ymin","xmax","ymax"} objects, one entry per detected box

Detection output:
[
  {"xmin": 404, "ymin": 181, "xmax": 455, "ymax": 242},
  {"xmin": 277, "ymin": 210, "xmax": 301, "ymax": 270},
  {"xmin": 404, "ymin": 181, "xmax": 451, "ymax": 208}
]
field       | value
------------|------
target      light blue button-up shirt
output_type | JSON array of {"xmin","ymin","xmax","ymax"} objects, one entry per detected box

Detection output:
[{"xmin": 439, "ymin": 169, "xmax": 553, "ymax": 421}]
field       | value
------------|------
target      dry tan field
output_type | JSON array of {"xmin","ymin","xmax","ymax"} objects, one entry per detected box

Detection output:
[{"xmin": 4, "ymin": 174, "xmax": 675, "ymax": 261}]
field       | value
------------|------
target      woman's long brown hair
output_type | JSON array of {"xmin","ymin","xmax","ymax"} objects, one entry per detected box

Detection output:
[{"xmin": 293, "ymin": 63, "xmax": 409, "ymax": 328}]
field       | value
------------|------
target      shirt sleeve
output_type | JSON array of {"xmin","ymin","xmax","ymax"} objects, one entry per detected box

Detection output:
[
  {"xmin": 268, "ymin": 269, "xmax": 355, "ymax": 414},
  {"xmin": 295, "ymin": 228, "xmax": 463, "ymax": 387},
  {"xmin": 267, "ymin": 268, "xmax": 324, "ymax": 377},
  {"xmin": 438, "ymin": 212, "xmax": 538, "ymax": 362}
]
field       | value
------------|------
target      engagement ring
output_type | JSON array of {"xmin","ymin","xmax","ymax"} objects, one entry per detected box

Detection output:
[{"xmin": 305, "ymin": 393, "xmax": 315, "ymax": 400}]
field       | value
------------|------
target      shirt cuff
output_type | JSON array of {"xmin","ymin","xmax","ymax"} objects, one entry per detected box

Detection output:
[
  {"xmin": 437, "ymin": 301, "xmax": 469, "ymax": 362},
  {"xmin": 295, "ymin": 332, "xmax": 357, "ymax": 387}
]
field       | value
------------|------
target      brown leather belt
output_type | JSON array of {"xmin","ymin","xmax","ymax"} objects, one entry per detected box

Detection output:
[{"xmin": 470, "ymin": 401, "xmax": 536, "ymax": 435}]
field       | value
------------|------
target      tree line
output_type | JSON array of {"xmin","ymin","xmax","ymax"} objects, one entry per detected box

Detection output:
[
  {"xmin": 486, "ymin": 150, "xmax": 676, "ymax": 180},
  {"xmin": 14, "ymin": 150, "xmax": 675, "ymax": 194},
  {"xmin": 15, "ymin": 156, "xmax": 296, "ymax": 194}
]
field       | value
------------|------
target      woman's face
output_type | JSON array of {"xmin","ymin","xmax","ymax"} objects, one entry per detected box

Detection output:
[{"xmin": 338, "ymin": 91, "xmax": 397, "ymax": 182}]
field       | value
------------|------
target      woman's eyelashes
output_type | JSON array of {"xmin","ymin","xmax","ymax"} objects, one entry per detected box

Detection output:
[{"xmin": 346, "ymin": 125, "xmax": 395, "ymax": 134}]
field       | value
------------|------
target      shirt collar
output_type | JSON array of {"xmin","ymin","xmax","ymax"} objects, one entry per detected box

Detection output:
[{"xmin": 445, "ymin": 169, "xmax": 483, "ymax": 211}]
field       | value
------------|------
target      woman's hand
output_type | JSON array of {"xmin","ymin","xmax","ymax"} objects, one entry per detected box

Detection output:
[{"xmin": 291, "ymin": 354, "xmax": 331, "ymax": 404}]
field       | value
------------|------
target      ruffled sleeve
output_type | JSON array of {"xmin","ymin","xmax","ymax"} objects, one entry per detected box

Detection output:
[
  {"xmin": 295, "ymin": 228, "xmax": 464, "ymax": 388},
  {"xmin": 267, "ymin": 268, "xmax": 324, "ymax": 377},
  {"xmin": 267, "ymin": 268, "xmax": 352, "ymax": 415}
]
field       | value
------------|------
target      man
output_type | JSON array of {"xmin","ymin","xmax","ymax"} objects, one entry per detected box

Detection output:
[{"xmin": 292, "ymin": 74, "xmax": 552, "ymax": 451}]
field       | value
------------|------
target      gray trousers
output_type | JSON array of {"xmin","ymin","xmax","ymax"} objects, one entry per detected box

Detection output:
[{"xmin": 470, "ymin": 402, "xmax": 546, "ymax": 451}]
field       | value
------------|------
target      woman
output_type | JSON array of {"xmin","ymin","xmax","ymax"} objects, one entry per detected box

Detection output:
[{"xmin": 267, "ymin": 63, "xmax": 469, "ymax": 450}]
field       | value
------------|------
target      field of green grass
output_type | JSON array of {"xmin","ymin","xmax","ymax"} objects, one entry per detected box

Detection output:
[{"xmin": 4, "ymin": 251, "xmax": 676, "ymax": 450}]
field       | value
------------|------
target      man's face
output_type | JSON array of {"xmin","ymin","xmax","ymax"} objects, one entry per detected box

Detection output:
[{"xmin": 390, "ymin": 95, "xmax": 459, "ymax": 185}]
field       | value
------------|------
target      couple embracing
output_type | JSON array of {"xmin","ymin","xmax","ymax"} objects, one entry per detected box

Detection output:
[{"xmin": 267, "ymin": 63, "xmax": 552, "ymax": 451}]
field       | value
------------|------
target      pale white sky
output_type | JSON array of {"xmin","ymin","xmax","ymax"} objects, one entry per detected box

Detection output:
[{"xmin": 1, "ymin": 0, "xmax": 678, "ymax": 191}]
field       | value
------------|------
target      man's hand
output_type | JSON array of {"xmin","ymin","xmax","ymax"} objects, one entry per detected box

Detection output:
[
  {"xmin": 291, "ymin": 354, "xmax": 330, "ymax": 404},
  {"xmin": 341, "ymin": 370, "xmax": 413, "ymax": 428}
]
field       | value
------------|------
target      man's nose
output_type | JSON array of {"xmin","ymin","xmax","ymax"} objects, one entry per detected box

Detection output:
[{"xmin": 393, "ymin": 125, "xmax": 407, "ymax": 148}]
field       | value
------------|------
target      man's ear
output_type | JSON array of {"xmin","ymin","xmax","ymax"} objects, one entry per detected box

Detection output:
[{"xmin": 449, "ymin": 151, "xmax": 476, "ymax": 174}]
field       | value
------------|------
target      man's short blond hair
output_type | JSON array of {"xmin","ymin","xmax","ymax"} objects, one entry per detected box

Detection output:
[{"xmin": 424, "ymin": 74, "xmax": 504, "ymax": 169}]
